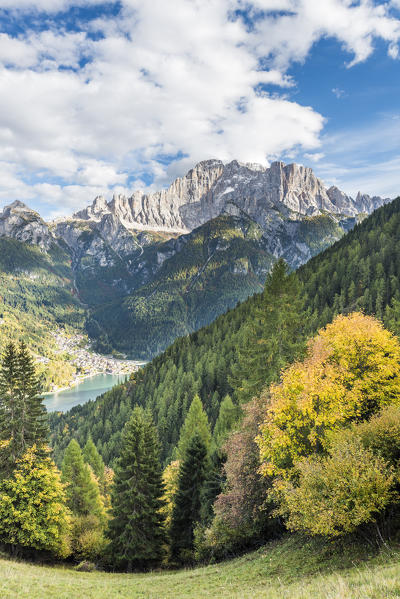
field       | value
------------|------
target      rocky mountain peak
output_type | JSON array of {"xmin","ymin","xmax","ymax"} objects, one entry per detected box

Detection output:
[
  {"xmin": 69, "ymin": 159, "xmax": 390, "ymax": 237},
  {"xmin": 74, "ymin": 195, "xmax": 110, "ymax": 221},
  {"xmin": 0, "ymin": 200, "xmax": 53, "ymax": 249}
]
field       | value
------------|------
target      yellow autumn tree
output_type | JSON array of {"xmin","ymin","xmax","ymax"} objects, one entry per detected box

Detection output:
[
  {"xmin": 258, "ymin": 312, "xmax": 400, "ymax": 478},
  {"xmin": 160, "ymin": 460, "xmax": 180, "ymax": 529},
  {"xmin": 0, "ymin": 445, "xmax": 71, "ymax": 557}
]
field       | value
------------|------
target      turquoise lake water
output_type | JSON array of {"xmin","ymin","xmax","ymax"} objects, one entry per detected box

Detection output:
[{"xmin": 44, "ymin": 373, "xmax": 126, "ymax": 413}]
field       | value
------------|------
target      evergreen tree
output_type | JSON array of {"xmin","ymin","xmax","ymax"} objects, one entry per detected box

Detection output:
[
  {"xmin": 174, "ymin": 394, "xmax": 211, "ymax": 460},
  {"xmin": 230, "ymin": 258, "xmax": 307, "ymax": 404},
  {"xmin": 61, "ymin": 439, "xmax": 105, "ymax": 521},
  {"xmin": 107, "ymin": 407, "xmax": 166, "ymax": 571},
  {"xmin": 16, "ymin": 341, "xmax": 48, "ymax": 453},
  {"xmin": 83, "ymin": 436, "xmax": 105, "ymax": 486},
  {"xmin": 212, "ymin": 394, "xmax": 238, "ymax": 450},
  {"xmin": 0, "ymin": 342, "xmax": 20, "ymax": 475},
  {"xmin": 0, "ymin": 342, "xmax": 48, "ymax": 477},
  {"xmin": 169, "ymin": 433, "xmax": 208, "ymax": 563}
]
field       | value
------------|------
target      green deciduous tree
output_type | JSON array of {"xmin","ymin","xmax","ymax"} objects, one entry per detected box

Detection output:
[
  {"xmin": 0, "ymin": 445, "xmax": 70, "ymax": 557},
  {"xmin": 62, "ymin": 439, "xmax": 105, "ymax": 521},
  {"xmin": 169, "ymin": 433, "xmax": 208, "ymax": 564},
  {"xmin": 62, "ymin": 439, "xmax": 106, "ymax": 560},
  {"xmin": 275, "ymin": 435, "xmax": 395, "ymax": 538},
  {"xmin": 107, "ymin": 407, "xmax": 166, "ymax": 571},
  {"xmin": 83, "ymin": 436, "xmax": 105, "ymax": 490},
  {"xmin": 212, "ymin": 394, "xmax": 238, "ymax": 451}
]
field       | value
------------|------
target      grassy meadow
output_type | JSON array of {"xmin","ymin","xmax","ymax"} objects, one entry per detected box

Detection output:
[{"xmin": 1, "ymin": 535, "xmax": 400, "ymax": 599}]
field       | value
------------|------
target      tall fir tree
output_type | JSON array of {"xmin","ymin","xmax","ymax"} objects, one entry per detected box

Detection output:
[
  {"xmin": 0, "ymin": 342, "xmax": 19, "ymax": 475},
  {"xmin": 61, "ymin": 439, "xmax": 105, "ymax": 522},
  {"xmin": 16, "ymin": 341, "xmax": 48, "ymax": 453},
  {"xmin": 0, "ymin": 342, "xmax": 48, "ymax": 477},
  {"xmin": 230, "ymin": 258, "xmax": 307, "ymax": 404},
  {"xmin": 169, "ymin": 432, "xmax": 208, "ymax": 563},
  {"xmin": 174, "ymin": 394, "xmax": 211, "ymax": 461},
  {"xmin": 107, "ymin": 407, "xmax": 166, "ymax": 571}
]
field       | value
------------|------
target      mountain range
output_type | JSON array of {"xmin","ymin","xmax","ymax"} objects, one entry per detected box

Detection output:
[{"xmin": 0, "ymin": 159, "xmax": 390, "ymax": 358}]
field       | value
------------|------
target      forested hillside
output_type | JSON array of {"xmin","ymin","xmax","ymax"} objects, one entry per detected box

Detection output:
[
  {"xmin": 49, "ymin": 197, "xmax": 400, "ymax": 465},
  {"xmin": 89, "ymin": 214, "xmax": 274, "ymax": 357},
  {"xmin": 0, "ymin": 238, "xmax": 85, "ymax": 388},
  {"xmin": 89, "ymin": 212, "xmax": 343, "ymax": 358}
]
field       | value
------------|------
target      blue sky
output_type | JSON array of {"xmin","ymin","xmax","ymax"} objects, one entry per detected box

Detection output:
[{"xmin": 0, "ymin": 0, "xmax": 399, "ymax": 218}]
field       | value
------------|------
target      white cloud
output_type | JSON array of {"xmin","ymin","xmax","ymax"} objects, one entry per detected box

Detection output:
[
  {"xmin": 0, "ymin": 0, "xmax": 106, "ymax": 13},
  {"xmin": 0, "ymin": 1, "xmax": 398, "ymax": 217}
]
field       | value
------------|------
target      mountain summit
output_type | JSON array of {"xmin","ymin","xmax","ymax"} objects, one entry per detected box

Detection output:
[{"xmin": 72, "ymin": 159, "xmax": 389, "ymax": 234}]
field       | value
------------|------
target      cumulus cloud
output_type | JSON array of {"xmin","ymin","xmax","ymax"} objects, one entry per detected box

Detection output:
[{"xmin": 0, "ymin": 0, "xmax": 398, "ymax": 216}]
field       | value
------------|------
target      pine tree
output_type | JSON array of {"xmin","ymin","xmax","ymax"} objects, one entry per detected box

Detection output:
[
  {"xmin": 107, "ymin": 407, "xmax": 166, "ymax": 571},
  {"xmin": 61, "ymin": 439, "xmax": 105, "ymax": 522},
  {"xmin": 174, "ymin": 394, "xmax": 211, "ymax": 460},
  {"xmin": 230, "ymin": 258, "xmax": 307, "ymax": 404},
  {"xmin": 169, "ymin": 433, "xmax": 208, "ymax": 563}
]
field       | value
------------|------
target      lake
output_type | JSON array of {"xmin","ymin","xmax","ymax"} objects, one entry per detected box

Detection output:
[{"xmin": 44, "ymin": 373, "xmax": 126, "ymax": 413}]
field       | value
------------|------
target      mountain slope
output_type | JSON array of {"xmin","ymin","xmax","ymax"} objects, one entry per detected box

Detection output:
[
  {"xmin": 88, "ymin": 211, "xmax": 348, "ymax": 357},
  {"xmin": 0, "ymin": 236, "xmax": 85, "ymax": 388},
  {"xmin": 49, "ymin": 196, "xmax": 400, "ymax": 465}
]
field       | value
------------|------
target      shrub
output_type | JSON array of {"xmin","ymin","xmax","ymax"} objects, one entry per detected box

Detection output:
[
  {"xmin": 70, "ymin": 515, "xmax": 108, "ymax": 562},
  {"xmin": 275, "ymin": 435, "xmax": 395, "ymax": 537}
]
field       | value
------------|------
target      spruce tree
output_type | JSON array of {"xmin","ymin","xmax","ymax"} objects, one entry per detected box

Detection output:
[
  {"xmin": 107, "ymin": 407, "xmax": 166, "ymax": 571},
  {"xmin": 230, "ymin": 258, "xmax": 307, "ymax": 404},
  {"xmin": 16, "ymin": 341, "xmax": 48, "ymax": 453},
  {"xmin": 169, "ymin": 432, "xmax": 208, "ymax": 563},
  {"xmin": 0, "ymin": 342, "xmax": 48, "ymax": 477},
  {"xmin": 0, "ymin": 342, "xmax": 20, "ymax": 475},
  {"xmin": 61, "ymin": 439, "xmax": 105, "ymax": 522},
  {"xmin": 174, "ymin": 394, "xmax": 211, "ymax": 460}
]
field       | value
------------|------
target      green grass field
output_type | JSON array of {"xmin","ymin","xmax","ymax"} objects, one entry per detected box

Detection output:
[{"xmin": 1, "ymin": 536, "xmax": 400, "ymax": 599}]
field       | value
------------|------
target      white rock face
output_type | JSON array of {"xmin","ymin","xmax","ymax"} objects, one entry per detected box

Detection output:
[
  {"xmin": 0, "ymin": 201, "xmax": 54, "ymax": 249},
  {"xmin": 0, "ymin": 160, "xmax": 391, "ymax": 273},
  {"xmin": 73, "ymin": 160, "xmax": 390, "ymax": 234}
]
